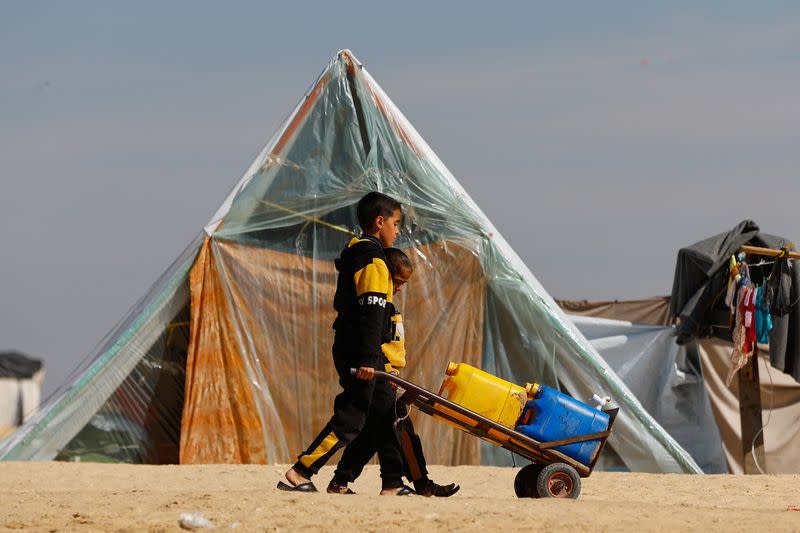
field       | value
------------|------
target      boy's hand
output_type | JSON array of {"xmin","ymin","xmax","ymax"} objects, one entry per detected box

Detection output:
[
  {"xmin": 355, "ymin": 366, "xmax": 375, "ymax": 380},
  {"xmin": 389, "ymin": 370, "xmax": 399, "ymax": 391}
]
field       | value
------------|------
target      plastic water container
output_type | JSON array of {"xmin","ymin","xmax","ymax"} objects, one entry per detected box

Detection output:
[
  {"xmin": 437, "ymin": 362, "xmax": 529, "ymax": 429},
  {"xmin": 515, "ymin": 385, "xmax": 610, "ymax": 466}
]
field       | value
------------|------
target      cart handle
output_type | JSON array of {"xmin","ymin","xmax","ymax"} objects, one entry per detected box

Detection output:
[{"xmin": 349, "ymin": 368, "xmax": 401, "ymax": 381}]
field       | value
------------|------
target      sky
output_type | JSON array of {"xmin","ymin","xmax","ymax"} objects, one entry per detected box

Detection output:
[{"xmin": 2, "ymin": 1, "xmax": 800, "ymax": 397}]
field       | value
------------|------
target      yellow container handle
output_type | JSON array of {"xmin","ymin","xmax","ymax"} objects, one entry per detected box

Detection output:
[{"xmin": 525, "ymin": 382, "xmax": 540, "ymax": 398}]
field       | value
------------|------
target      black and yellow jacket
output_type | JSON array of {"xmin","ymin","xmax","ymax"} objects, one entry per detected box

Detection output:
[{"xmin": 332, "ymin": 234, "xmax": 393, "ymax": 368}]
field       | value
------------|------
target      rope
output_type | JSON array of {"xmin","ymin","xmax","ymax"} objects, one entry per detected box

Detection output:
[{"xmin": 258, "ymin": 200, "xmax": 357, "ymax": 236}]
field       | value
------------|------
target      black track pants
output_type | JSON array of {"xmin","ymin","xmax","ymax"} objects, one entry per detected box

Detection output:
[
  {"xmin": 293, "ymin": 348, "xmax": 403, "ymax": 486},
  {"xmin": 332, "ymin": 400, "xmax": 428, "ymax": 487}
]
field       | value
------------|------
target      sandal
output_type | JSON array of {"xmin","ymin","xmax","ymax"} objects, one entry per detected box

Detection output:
[
  {"xmin": 277, "ymin": 480, "xmax": 318, "ymax": 493},
  {"xmin": 381, "ymin": 485, "xmax": 415, "ymax": 496},
  {"xmin": 327, "ymin": 482, "xmax": 356, "ymax": 495},
  {"xmin": 415, "ymin": 481, "xmax": 460, "ymax": 497}
]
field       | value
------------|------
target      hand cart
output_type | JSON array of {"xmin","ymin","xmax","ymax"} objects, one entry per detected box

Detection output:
[{"xmin": 358, "ymin": 369, "xmax": 618, "ymax": 499}]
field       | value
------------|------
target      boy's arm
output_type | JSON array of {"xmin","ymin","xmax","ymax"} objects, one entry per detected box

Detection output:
[{"xmin": 352, "ymin": 258, "xmax": 391, "ymax": 369}]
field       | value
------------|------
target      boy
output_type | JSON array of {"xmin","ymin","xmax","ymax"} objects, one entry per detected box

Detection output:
[
  {"xmin": 279, "ymin": 192, "xmax": 408, "ymax": 495},
  {"xmin": 327, "ymin": 248, "xmax": 460, "ymax": 497}
]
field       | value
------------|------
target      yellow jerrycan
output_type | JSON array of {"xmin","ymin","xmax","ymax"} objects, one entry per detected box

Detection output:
[{"xmin": 437, "ymin": 362, "xmax": 530, "ymax": 429}]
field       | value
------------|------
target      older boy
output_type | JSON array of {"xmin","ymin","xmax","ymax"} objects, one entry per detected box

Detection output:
[
  {"xmin": 328, "ymin": 248, "xmax": 460, "ymax": 497},
  {"xmin": 279, "ymin": 192, "xmax": 409, "ymax": 495}
]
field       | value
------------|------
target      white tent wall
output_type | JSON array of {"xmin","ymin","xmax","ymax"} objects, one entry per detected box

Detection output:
[
  {"xmin": 0, "ymin": 381, "xmax": 19, "ymax": 428},
  {"xmin": 0, "ymin": 369, "xmax": 44, "ymax": 427}
]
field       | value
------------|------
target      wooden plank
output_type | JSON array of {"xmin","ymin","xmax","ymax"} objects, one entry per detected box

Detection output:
[
  {"xmin": 738, "ymin": 346, "xmax": 766, "ymax": 474},
  {"xmin": 740, "ymin": 245, "xmax": 800, "ymax": 260},
  {"xmin": 538, "ymin": 431, "xmax": 611, "ymax": 450}
]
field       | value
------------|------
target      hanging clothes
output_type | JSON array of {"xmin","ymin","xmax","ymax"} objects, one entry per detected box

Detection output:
[
  {"xmin": 755, "ymin": 285, "xmax": 773, "ymax": 344},
  {"xmin": 724, "ymin": 255, "xmax": 740, "ymax": 308},
  {"xmin": 668, "ymin": 220, "xmax": 800, "ymax": 383},
  {"xmin": 742, "ymin": 285, "xmax": 757, "ymax": 354},
  {"xmin": 727, "ymin": 285, "xmax": 754, "ymax": 386},
  {"xmin": 767, "ymin": 253, "xmax": 794, "ymax": 316},
  {"xmin": 727, "ymin": 261, "xmax": 750, "ymax": 331},
  {"xmin": 765, "ymin": 251, "xmax": 800, "ymax": 381}
]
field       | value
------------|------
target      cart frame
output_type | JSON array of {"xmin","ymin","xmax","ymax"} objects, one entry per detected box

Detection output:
[{"xmin": 371, "ymin": 370, "xmax": 618, "ymax": 478}]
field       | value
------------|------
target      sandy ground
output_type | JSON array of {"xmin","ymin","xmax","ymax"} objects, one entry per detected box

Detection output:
[{"xmin": 1, "ymin": 463, "xmax": 799, "ymax": 532}]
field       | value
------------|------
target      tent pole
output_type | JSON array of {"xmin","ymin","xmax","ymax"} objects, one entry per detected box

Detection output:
[{"xmin": 737, "ymin": 344, "xmax": 766, "ymax": 474}]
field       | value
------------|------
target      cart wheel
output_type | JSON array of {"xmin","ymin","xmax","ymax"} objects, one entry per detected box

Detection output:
[
  {"xmin": 514, "ymin": 463, "xmax": 544, "ymax": 498},
  {"xmin": 536, "ymin": 463, "xmax": 581, "ymax": 499}
]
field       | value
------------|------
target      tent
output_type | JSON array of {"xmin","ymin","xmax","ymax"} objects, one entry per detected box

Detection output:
[
  {"xmin": 0, "ymin": 352, "xmax": 44, "ymax": 441},
  {"xmin": 0, "ymin": 50, "xmax": 700, "ymax": 473},
  {"xmin": 560, "ymin": 296, "xmax": 800, "ymax": 474}
]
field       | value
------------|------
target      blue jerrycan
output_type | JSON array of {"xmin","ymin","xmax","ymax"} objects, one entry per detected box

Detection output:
[{"xmin": 515, "ymin": 384, "xmax": 610, "ymax": 466}]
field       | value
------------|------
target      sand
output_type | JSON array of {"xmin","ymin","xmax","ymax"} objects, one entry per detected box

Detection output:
[{"xmin": 1, "ymin": 462, "xmax": 799, "ymax": 532}]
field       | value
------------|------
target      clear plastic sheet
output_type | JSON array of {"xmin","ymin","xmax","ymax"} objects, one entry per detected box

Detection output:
[
  {"xmin": 0, "ymin": 234, "xmax": 200, "ymax": 461},
  {"xmin": 1, "ymin": 50, "xmax": 700, "ymax": 472}
]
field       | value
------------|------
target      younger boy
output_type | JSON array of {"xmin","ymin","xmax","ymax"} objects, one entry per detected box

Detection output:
[
  {"xmin": 327, "ymin": 248, "xmax": 460, "ymax": 497},
  {"xmin": 279, "ymin": 192, "xmax": 407, "ymax": 494}
]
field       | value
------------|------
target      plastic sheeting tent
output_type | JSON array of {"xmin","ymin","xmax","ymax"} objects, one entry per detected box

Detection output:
[{"xmin": 0, "ymin": 50, "xmax": 701, "ymax": 473}]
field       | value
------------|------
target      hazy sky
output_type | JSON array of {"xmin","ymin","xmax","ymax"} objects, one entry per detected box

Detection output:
[{"xmin": 3, "ymin": 2, "xmax": 800, "ymax": 396}]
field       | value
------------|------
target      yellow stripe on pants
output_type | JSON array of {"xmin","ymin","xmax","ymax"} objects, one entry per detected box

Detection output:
[{"xmin": 299, "ymin": 432, "xmax": 339, "ymax": 468}]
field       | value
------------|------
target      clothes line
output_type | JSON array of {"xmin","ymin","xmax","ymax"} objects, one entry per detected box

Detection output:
[{"xmin": 740, "ymin": 245, "xmax": 800, "ymax": 261}]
